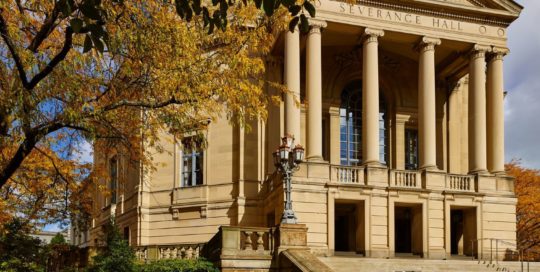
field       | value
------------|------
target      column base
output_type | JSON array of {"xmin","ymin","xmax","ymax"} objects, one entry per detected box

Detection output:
[
  {"xmin": 491, "ymin": 170, "xmax": 507, "ymax": 177},
  {"xmin": 468, "ymin": 169, "xmax": 489, "ymax": 175},
  {"xmin": 420, "ymin": 164, "xmax": 439, "ymax": 171},
  {"xmin": 362, "ymin": 160, "xmax": 384, "ymax": 167},
  {"xmin": 306, "ymin": 156, "xmax": 324, "ymax": 162}
]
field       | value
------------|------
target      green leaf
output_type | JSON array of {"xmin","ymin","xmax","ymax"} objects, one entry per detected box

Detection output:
[
  {"xmin": 208, "ymin": 21, "xmax": 215, "ymax": 34},
  {"xmin": 254, "ymin": 0, "xmax": 262, "ymax": 9},
  {"xmin": 90, "ymin": 34, "xmax": 104, "ymax": 52},
  {"xmin": 83, "ymin": 35, "xmax": 92, "ymax": 53},
  {"xmin": 80, "ymin": 3, "xmax": 102, "ymax": 20},
  {"xmin": 203, "ymin": 8, "xmax": 210, "ymax": 27},
  {"xmin": 300, "ymin": 13, "xmax": 309, "ymax": 33},
  {"xmin": 220, "ymin": 0, "xmax": 229, "ymax": 18},
  {"xmin": 70, "ymin": 18, "xmax": 83, "ymax": 33},
  {"xmin": 288, "ymin": 5, "xmax": 301, "ymax": 16},
  {"xmin": 288, "ymin": 16, "xmax": 299, "ymax": 32},
  {"xmin": 281, "ymin": 0, "xmax": 295, "ymax": 6},
  {"xmin": 304, "ymin": 1, "xmax": 316, "ymax": 18},
  {"xmin": 192, "ymin": 0, "xmax": 202, "ymax": 15},
  {"xmin": 263, "ymin": 0, "xmax": 275, "ymax": 16}
]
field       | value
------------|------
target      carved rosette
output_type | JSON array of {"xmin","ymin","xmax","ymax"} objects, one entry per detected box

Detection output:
[{"xmin": 361, "ymin": 28, "xmax": 385, "ymax": 44}]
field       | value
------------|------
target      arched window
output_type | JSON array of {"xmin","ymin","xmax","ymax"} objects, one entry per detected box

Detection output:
[{"xmin": 340, "ymin": 81, "xmax": 388, "ymax": 166}]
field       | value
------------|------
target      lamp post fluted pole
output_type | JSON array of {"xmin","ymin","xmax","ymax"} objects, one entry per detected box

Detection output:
[{"xmin": 273, "ymin": 134, "xmax": 304, "ymax": 224}]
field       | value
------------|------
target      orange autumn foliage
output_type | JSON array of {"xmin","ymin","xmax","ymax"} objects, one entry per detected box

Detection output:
[{"xmin": 506, "ymin": 161, "xmax": 540, "ymax": 260}]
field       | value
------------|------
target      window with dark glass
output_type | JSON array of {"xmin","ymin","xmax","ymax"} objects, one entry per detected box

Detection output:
[
  {"xmin": 339, "ymin": 80, "xmax": 388, "ymax": 166},
  {"xmin": 181, "ymin": 139, "xmax": 203, "ymax": 187},
  {"xmin": 405, "ymin": 129, "xmax": 418, "ymax": 170},
  {"xmin": 109, "ymin": 157, "xmax": 117, "ymax": 204}
]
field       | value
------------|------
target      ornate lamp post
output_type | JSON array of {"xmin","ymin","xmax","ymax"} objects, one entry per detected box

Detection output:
[{"xmin": 273, "ymin": 134, "xmax": 304, "ymax": 224}]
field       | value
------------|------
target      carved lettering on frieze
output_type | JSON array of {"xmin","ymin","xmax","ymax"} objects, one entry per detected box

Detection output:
[{"xmin": 337, "ymin": 2, "xmax": 465, "ymax": 31}]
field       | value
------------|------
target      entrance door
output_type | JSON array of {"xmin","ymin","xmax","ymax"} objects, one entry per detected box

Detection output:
[
  {"xmin": 450, "ymin": 207, "xmax": 477, "ymax": 257},
  {"xmin": 335, "ymin": 204, "xmax": 356, "ymax": 252},
  {"xmin": 395, "ymin": 204, "xmax": 423, "ymax": 256},
  {"xmin": 395, "ymin": 206, "xmax": 412, "ymax": 253},
  {"xmin": 334, "ymin": 202, "xmax": 366, "ymax": 254}
]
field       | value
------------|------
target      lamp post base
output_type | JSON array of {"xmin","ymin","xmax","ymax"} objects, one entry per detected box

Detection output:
[{"xmin": 281, "ymin": 209, "xmax": 298, "ymax": 224}]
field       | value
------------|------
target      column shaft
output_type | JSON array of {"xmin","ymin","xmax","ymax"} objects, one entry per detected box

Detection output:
[
  {"xmin": 469, "ymin": 45, "xmax": 490, "ymax": 174},
  {"xmin": 417, "ymin": 37, "xmax": 441, "ymax": 170},
  {"xmin": 362, "ymin": 28, "xmax": 384, "ymax": 165},
  {"xmin": 306, "ymin": 22, "xmax": 326, "ymax": 160},
  {"xmin": 487, "ymin": 48, "xmax": 508, "ymax": 174},
  {"xmin": 284, "ymin": 30, "xmax": 301, "ymax": 144}
]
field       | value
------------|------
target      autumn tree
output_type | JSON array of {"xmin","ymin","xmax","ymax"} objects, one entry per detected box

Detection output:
[
  {"xmin": 0, "ymin": 0, "xmax": 315, "ymax": 226},
  {"xmin": 506, "ymin": 161, "xmax": 540, "ymax": 261}
]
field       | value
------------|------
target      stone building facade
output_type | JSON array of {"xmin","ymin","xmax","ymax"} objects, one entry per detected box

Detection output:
[{"xmin": 88, "ymin": 0, "xmax": 522, "ymax": 261}]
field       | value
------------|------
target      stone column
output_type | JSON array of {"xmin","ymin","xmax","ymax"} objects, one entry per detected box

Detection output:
[
  {"xmin": 417, "ymin": 37, "xmax": 441, "ymax": 170},
  {"xmin": 285, "ymin": 30, "xmax": 301, "ymax": 144},
  {"xmin": 487, "ymin": 47, "xmax": 508, "ymax": 174},
  {"xmin": 362, "ymin": 28, "xmax": 384, "ymax": 165},
  {"xmin": 306, "ymin": 20, "xmax": 327, "ymax": 160},
  {"xmin": 468, "ymin": 44, "xmax": 491, "ymax": 174},
  {"xmin": 329, "ymin": 107, "xmax": 341, "ymax": 165}
]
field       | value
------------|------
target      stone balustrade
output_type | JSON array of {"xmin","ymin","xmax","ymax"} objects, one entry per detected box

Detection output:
[
  {"xmin": 331, "ymin": 165, "xmax": 365, "ymax": 184},
  {"xmin": 134, "ymin": 244, "xmax": 204, "ymax": 261},
  {"xmin": 446, "ymin": 174, "xmax": 475, "ymax": 192},
  {"xmin": 263, "ymin": 161, "xmax": 485, "ymax": 193},
  {"xmin": 389, "ymin": 170, "xmax": 421, "ymax": 189},
  {"xmin": 220, "ymin": 226, "xmax": 274, "ymax": 256}
]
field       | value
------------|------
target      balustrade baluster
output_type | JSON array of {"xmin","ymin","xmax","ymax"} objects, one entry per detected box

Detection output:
[
  {"xmin": 256, "ymin": 231, "xmax": 265, "ymax": 251},
  {"xmin": 244, "ymin": 231, "xmax": 253, "ymax": 250},
  {"xmin": 187, "ymin": 247, "xmax": 193, "ymax": 259}
]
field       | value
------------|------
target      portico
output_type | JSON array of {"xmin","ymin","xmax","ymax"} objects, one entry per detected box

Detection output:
[{"xmin": 264, "ymin": 0, "xmax": 520, "ymax": 260}]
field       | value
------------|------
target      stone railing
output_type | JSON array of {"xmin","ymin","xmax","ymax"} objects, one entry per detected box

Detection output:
[
  {"xmin": 330, "ymin": 165, "xmax": 365, "ymax": 184},
  {"xmin": 135, "ymin": 247, "xmax": 148, "ymax": 260},
  {"xmin": 205, "ymin": 226, "xmax": 275, "ymax": 262},
  {"xmin": 446, "ymin": 174, "xmax": 475, "ymax": 192},
  {"xmin": 389, "ymin": 169, "xmax": 421, "ymax": 189},
  {"xmin": 134, "ymin": 243, "xmax": 204, "ymax": 261}
]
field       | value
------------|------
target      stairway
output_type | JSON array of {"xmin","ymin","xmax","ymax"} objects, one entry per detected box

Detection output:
[{"xmin": 318, "ymin": 256, "xmax": 540, "ymax": 272}]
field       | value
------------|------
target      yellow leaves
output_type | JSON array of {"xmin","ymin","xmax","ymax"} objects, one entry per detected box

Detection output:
[{"xmin": 506, "ymin": 162, "xmax": 540, "ymax": 259}]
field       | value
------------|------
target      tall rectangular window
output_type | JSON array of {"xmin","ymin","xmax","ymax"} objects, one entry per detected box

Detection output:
[
  {"xmin": 405, "ymin": 129, "xmax": 418, "ymax": 170},
  {"xmin": 181, "ymin": 140, "xmax": 203, "ymax": 187},
  {"xmin": 109, "ymin": 157, "xmax": 118, "ymax": 204}
]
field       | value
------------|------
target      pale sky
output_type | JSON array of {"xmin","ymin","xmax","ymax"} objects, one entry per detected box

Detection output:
[{"xmin": 504, "ymin": 0, "xmax": 540, "ymax": 169}]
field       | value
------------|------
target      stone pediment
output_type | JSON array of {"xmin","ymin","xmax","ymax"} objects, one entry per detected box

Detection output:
[
  {"xmin": 411, "ymin": 0, "xmax": 523, "ymax": 16},
  {"xmin": 335, "ymin": 0, "xmax": 524, "ymax": 26},
  {"xmin": 441, "ymin": 0, "xmax": 477, "ymax": 7}
]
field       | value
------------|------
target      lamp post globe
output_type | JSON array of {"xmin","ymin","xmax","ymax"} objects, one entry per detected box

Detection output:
[{"xmin": 275, "ymin": 134, "xmax": 303, "ymax": 224}]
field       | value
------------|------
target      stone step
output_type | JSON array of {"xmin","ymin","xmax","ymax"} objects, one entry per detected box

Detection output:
[{"xmin": 317, "ymin": 256, "xmax": 540, "ymax": 272}]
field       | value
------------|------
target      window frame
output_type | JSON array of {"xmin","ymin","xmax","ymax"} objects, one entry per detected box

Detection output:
[
  {"xmin": 109, "ymin": 156, "xmax": 118, "ymax": 204},
  {"xmin": 179, "ymin": 138, "xmax": 204, "ymax": 187},
  {"xmin": 339, "ymin": 80, "xmax": 388, "ymax": 166},
  {"xmin": 405, "ymin": 128, "xmax": 419, "ymax": 170}
]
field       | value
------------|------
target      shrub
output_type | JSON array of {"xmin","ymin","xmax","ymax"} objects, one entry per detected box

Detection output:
[
  {"xmin": 86, "ymin": 219, "xmax": 136, "ymax": 272},
  {"xmin": 137, "ymin": 258, "xmax": 218, "ymax": 272},
  {"xmin": 0, "ymin": 219, "xmax": 46, "ymax": 272}
]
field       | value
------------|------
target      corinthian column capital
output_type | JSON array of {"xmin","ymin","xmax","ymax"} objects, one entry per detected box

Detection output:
[
  {"xmin": 308, "ymin": 19, "xmax": 327, "ymax": 34},
  {"xmin": 490, "ymin": 47, "xmax": 510, "ymax": 61},
  {"xmin": 415, "ymin": 36, "xmax": 441, "ymax": 52},
  {"xmin": 469, "ymin": 44, "xmax": 492, "ymax": 59},
  {"xmin": 361, "ymin": 28, "xmax": 384, "ymax": 44}
]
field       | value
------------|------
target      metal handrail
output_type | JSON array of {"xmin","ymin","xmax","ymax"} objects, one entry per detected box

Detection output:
[{"xmin": 470, "ymin": 238, "xmax": 540, "ymax": 272}]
